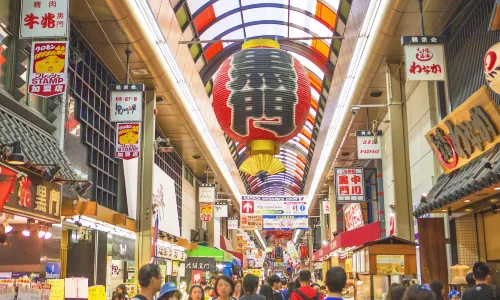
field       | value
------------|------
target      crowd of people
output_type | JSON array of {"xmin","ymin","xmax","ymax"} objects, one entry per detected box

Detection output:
[{"xmin": 115, "ymin": 261, "xmax": 499, "ymax": 300}]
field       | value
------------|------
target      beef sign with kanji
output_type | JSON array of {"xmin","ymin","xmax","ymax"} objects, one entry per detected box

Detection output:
[
  {"xmin": 21, "ymin": 0, "xmax": 68, "ymax": 38},
  {"xmin": 335, "ymin": 167, "xmax": 365, "ymax": 203}
]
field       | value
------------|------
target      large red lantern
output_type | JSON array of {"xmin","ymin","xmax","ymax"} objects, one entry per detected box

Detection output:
[{"xmin": 213, "ymin": 39, "xmax": 311, "ymax": 176}]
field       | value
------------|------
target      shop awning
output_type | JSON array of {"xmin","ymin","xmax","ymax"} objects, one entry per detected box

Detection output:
[
  {"xmin": 310, "ymin": 221, "xmax": 381, "ymax": 262},
  {"xmin": 220, "ymin": 235, "xmax": 244, "ymax": 262},
  {"xmin": 187, "ymin": 245, "xmax": 233, "ymax": 262},
  {"xmin": 414, "ymin": 144, "xmax": 500, "ymax": 217}
]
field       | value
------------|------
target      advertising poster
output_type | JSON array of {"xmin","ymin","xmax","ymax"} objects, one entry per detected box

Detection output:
[
  {"xmin": 28, "ymin": 41, "xmax": 68, "ymax": 98},
  {"xmin": 20, "ymin": 0, "xmax": 68, "ymax": 38},
  {"xmin": 343, "ymin": 203, "xmax": 364, "ymax": 231},
  {"xmin": 200, "ymin": 202, "xmax": 213, "ymax": 222},
  {"xmin": 376, "ymin": 255, "xmax": 405, "ymax": 275},
  {"xmin": 240, "ymin": 215, "xmax": 262, "ymax": 230},
  {"xmin": 45, "ymin": 263, "xmax": 60, "ymax": 280},
  {"xmin": 240, "ymin": 199, "xmax": 307, "ymax": 215},
  {"xmin": 262, "ymin": 216, "xmax": 308, "ymax": 230},
  {"xmin": 88, "ymin": 286, "xmax": 105, "ymax": 300},
  {"xmin": 115, "ymin": 123, "xmax": 141, "ymax": 160}
]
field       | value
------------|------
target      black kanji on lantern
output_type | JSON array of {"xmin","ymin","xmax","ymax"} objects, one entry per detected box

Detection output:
[{"xmin": 226, "ymin": 48, "xmax": 298, "ymax": 137}]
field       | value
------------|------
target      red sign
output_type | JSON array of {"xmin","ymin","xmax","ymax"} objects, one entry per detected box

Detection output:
[
  {"xmin": 191, "ymin": 270, "xmax": 203, "ymax": 285},
  {"xmin": 115, "ymin": 123, "xmax": 141, "ymax": 160},
  {"xmin": 0, "ymin": 166, "xmax": 17, "ymax": 212},
  {"xmin": 28, "ymin": 41, "xmax": 68, "ymax": 97},
  {"xmin": 389, "ymin": 213, "xmax": 395, "ymax": 236},
  {"xmin": 200, "ymin": 202, "xmax": 212, "ymax": 222},
  {"xmin": 343, "ymin": 203, "xmax": 364, "ymax": 231},
  {"xmin": 241, "ymin": 200, "xmax": 254, "ymax": 214},
  {"xmin": 335, "ymin": 167, "xmax": 365, "ymax": 202}
]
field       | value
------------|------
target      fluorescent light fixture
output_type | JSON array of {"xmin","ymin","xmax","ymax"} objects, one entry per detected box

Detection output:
[
  {"xmin": 322, "ymin": 240, "xmax": 327, "ymax": 245},
  {"xmin": 306, "ymin": 0, "xmax": 386, "ymax": 207},
  {"xmin": 254, "ymin": 230, "xmax": 266, "ymax": 248},
  {"xmin": 130, "ymin": 0, "xmax": 242, "ymax": 203},
  {"xmin": 293, "ymin": 229, "xmax": 301, "ymax": 243}
]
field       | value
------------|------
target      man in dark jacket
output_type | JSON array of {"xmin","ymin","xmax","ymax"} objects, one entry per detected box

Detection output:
[
  {"xmin": 290, "ymin": 271, "xmax": 319, "ymax": 300},
  {"xmin": 462, "ymin": 262, "xmax": 496, "ymax": 300},
  {"xmin": 241, "ymin": 274, "xmax": 267, "ymax": 300}
]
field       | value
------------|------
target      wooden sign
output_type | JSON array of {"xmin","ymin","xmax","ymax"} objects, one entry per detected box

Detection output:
[{"xmin": 426, "ymin": 86, "xmax": 500, "ymax": 173}]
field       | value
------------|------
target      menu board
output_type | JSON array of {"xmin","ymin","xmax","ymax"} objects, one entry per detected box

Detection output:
[{"xmin": 47, "ymin": 280, "xmax": 64, "ymax": 300}]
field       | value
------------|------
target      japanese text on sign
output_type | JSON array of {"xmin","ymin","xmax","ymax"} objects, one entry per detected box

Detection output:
[
  {"xmin": 199, "ymin": 184, "xmax": 215, "ymax": 202},
  {"xmin": 356, "ymin": 131, "xmax": 382, "ymax": 159},
  {"xmin": 343, "ymin": 203, "xmax": 364, "ymax": 231},
  {"xmin": 200, "ymin": 202, "xmax": 212, "ymax": 222},
  {"xmin": 404, "ymin": 43, "xmax": 445, "ymax": 81},
  {"xmin": 335, "ymin": 167, "xmax": 365, "ymax": 202},
  {"xmin": 110, "ymin": 85, "xmax": 144, "ymax": 122},
  {"xmin": 21, "ymin": 0, "xmax": 68, "ymax": 38},
  {"xmin": 240, "ymin": 215, "xmax": 263, "ymax": 230},
  {"xmin": 28, "ymin": 41, "xmax": 68, "ymax": 98},
  {"xmin": 115, "ymin": 123, "xmax": 141, "ymax": 160}
]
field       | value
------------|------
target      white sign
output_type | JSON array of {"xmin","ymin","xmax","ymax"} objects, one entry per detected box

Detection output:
[
  {"xmin": 199, "ymin": 184, "xmax": 215, "ymax": 203},
  {"xmin": 356, "ymin": 131, "xmax": 382, "ymax": 159},
  {"xmin": 241, "ymin": 195, "xmax": 305, "ymax": 201},
  {"xmin": 28, "ymin": 41, "xmax": 68, "ymax": 98},
  {"xmin": 110, "ymin": 84, "xmax": 144, "ymax": 122},
  {"xmin": 262, "ymin": 216, "xmax": 308, "ymax": 230},
  {"xmin": 322, "ymin": 199, "xmax": 330, "ymax": 214},
  {"xmin": 214, "ymin": 202, "xmax": 228, "ymax": 218},
  {"xmin": 404, "ymin": 44, "xmax": 445, "ymax": 81},
  {"xmin": 343, "ymin": 203, "xmax": 364, "ymax": 231},
  {"xmin": 241, "ymin": 199, "xmax": 307, "ymax": 215},
  {"xmin": 228, "ymin": 218, "xmax": 238, "ymax": 230},
  {"xmin": 335, "ymin": 167, "xmax": 365, "ymax": 202},
  {"xmin": 115, "ymin": 123, "xmax": 141, "ymax": 160},
  {"xmin": 153, "ymin": 164, "xmax": 180, "ymax": 236},
  {"xmin": 21, "ymin": 0, "xmax": 68, "ymax": 38}
]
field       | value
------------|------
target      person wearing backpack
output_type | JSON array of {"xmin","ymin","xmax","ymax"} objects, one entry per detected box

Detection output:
[{"xmin": 290, "ymin": 270, "xmax": 319, "ymax": 300}]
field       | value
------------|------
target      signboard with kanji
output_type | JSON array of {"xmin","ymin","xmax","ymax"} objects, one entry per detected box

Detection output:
[
  {"xmin": 21, "ymin": 0, "xmax": 68, "ymax": 38},
  {"xmin": 335, "ymin": 167, "xmax": 365, "ymax": 203},
  {"xmin": 356, "ymin": 130, "xmax": 382, "ymax": 159},
  {"xmin": 228, "ymin": 217, "xmax": 239, "ymax": 230},
  {"xmin": 28, "ymin": 41, "xmax": 68, "ymax": 98},
  {"xmin": 3, "ymin": 173, "xmax": 62, "ymax": 223},
  {"xmin": 322, "ymin": 198, "xmax": 330, "ymax": 214},
  {"xmin": 241, "ymin": 197, "xmax": 307, "ymax": 215},
  {"xmin": 115, "ymin": 123, "xmax": 140, "ymax": 160},
  {"xmin": 110, "ymin": 84, "xmax": 145, "ymax": 122},
  {"xmin": 198, "ymin": 184, "xmax": 215, "ymax": 203},
  {"xmin": 343, "ymin": 203, "xmax": 364, "ymax": 231},
  {"xmin": 240, "ymin": 215, "xmax": 263, "ymax": 230},
  {"xmin": 402, "ymin": 36, "xmax": 445, "ymax": 81},
  {"xmin": 262, "ymin": 215, "xmax": 308, "ymax": 230}
]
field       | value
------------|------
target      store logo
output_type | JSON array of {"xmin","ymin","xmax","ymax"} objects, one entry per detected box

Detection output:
[{"xmin": 119, "ymin": 243, "xmax": 127, "ymax": 256}]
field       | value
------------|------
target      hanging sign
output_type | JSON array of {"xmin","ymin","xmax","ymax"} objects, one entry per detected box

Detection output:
[
  {"xmin": 241, "ymin": 199, "xmax": 307, "ymax": 215},
  {"xmin": 199, "ymin": 184, "xmax": 215, "ymax": 203},
  {"xmin": 376, "ymin": 255, "xmax": 405, "ymax": 275},
  {"xmin": 200, "ymin": 202, "xmax": 213, "ymax": 222},
  {"xmin": 115, "ymin": 123, "xmax": 141, "ymax": 160},
  {"xmin": 262, "ymin": 216, "xmax": 308, "ymax": 230},
  {"xmin": 321, "ymin": 198, "xmax": 330, "ymax": 214},
  {"xmin": 343, "ymin": 203, "xmax": 364, "ymax": 231},
  {"xmin": 214, "ymin": 202, "xmax": 228, "ymax": 218},
  {"xmin": 335, "ymin": 167, "xmax": 365, "ymax": 203},
  {"xmin": 28, "ymin": 41, "xmax": 68, "ymax": 98},
  {"xmin": 0, "ymin": 165, "xmax": 18, "ymax": 213},
  {"xmin": 157, "ymin": 246, "xmax": 186, "ymax": 261},
  {"xmin": 191, "ymin": 270, "xmax": 203, "ymax": 285},
  {"xmin": 240, "ymin": 215, "xmax": 263, "ymax": 230},
  {"xmin": 20, "ymin": 0, "xmax": 68, "ymax": 38},
  {"xmin": 241, "ymin": 195, "xmax": 305, "ymax": 201},
  {"xmin": 356, "ymin": 130, "xmax": 382, "ymax": 159},
  {"xmin": 402, "ymin": 35, "xmax": 446, "ymax": 81},
  {"xmin": 109, "ymin": 84, "xmax": 145, "ymax": 122},
  {"xmin": 228, "ymin": 217, "xmax": 239, "ymax": 230}
]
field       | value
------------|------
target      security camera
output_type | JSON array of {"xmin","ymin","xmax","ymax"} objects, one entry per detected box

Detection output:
[{"xmin": 351, "ymin": 105, "xmax": 360, "ymax": 115}]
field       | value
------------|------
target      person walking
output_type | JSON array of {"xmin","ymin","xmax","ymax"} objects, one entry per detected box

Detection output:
[
  {"xmin": 462, "ymin": 262, "xmax": 496, "ymax": 300},
  {"xmin": 213, "ymin": 275, "xmax": 236, "ymax": 300},
  {"xmin": 189, "ymin": 285, "xmax": 205, "ymax": 300},
  {"xmin": 234, "ymin": 280, "xmax": 243, "ymax": 300},
  {"xmin": 116, "ymin": 284, "xmax": 130, "ymax": 300},
  {"xmin": 323, "ymin": 267, "xmax": 346, "ymax": 300},
  {"xmin": 132, "ymin": 264, "xmax": 163, "ymax": 300},
  {"xmin": 402, "ymin": 284, "xmax": 436, "ymax": 300},
  {"xmin": 240, "ymin": 274, "xmax": 266, "ymax": 300},
  {"xmin": 267, "ymin": 275, "xmax": 284, "ymax": 300},
  {"xmin": 260, "ymin": 284, "xmax": 276, "ymax": 300},
  {"xmin": 386, "ymin": 284, "xmax": 406, "ymax": 300},
  {"xmin": 158, "ymin": 283, "xmax": 181, "ymax": 300},
  {"xmin": 429, "ymin": 281, "xmax": 444, "ymax": 300},
  {"xmin": 290, "ymin": 270, "xmax": 320, "ymax": 300}
]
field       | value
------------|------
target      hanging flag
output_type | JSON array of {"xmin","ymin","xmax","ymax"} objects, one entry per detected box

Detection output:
[
  {"xmin": 28, "ymin": 41, "xmax": 68, "ymax": 98},
  {"xmin": 200, "ymin": 202, "xmax": 213, "ymax": 222}
]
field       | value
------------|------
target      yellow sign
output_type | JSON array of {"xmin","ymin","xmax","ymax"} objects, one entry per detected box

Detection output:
[
  {"xmin": 244, "ymin": 269, "xmax": 262, "ymax": 278},
  {"xmin": 88, "ymin": 286, "xmax": 106, "ymax": 300},
  {"xmin": 376, "ymin": 255, "xmax": 405, "ymax": 275},
  {"xmin": 47, "ymin": 280, "xmax": 64, "ymax": 300},
  {"xmin": 345, "ymin": 258, "xmax": 353, "ymax": 273}
]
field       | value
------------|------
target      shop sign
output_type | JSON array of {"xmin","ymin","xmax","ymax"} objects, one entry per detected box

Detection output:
[
  {"xmin": 262, "ymin": 215, "xmax": 308, "ymax": 230},
  {"xmin": 88, "ymin": 286, "xmax": 106, "ymax": 300},
  {"xmin": 111, "ymin": 235, "xmax": 135, "ymax": 261},
  {"xmin": 191, "ymin": 270, "xmax": 203, "ymax": 285},
  {"xmin": 356, "ymin": 130, "xmax": 382, "ymax": 159},
  {"xmin": 236, "ymin": 234, "xmax": 243, "ymax": 250},
  {"xmin": 376, "ymin": 255, "xmax": 405, "ymax": 275},
  {"xmin": 214, "ymin": 202, "xmax": 228, "ymax": 218},
  {"xmin": 185, "ymin": 257, "xmax": 215, "ymax": 271},
  {"xmin": 402, "ymin": 35, "xmax": 446, "ymax": 81},
  {"xmin": 243, "ymin": 248, "xmax": 265, "ymax": 268},
  {"xmin": 109, "ymin": 84, "xmax": 145, "ymax": 122},
  {"xmin": 200, "ymin": 202, "xmax": 213, "ymax": 222},
  {"xmin": 199, "ymin": 184, "xmax": 215, "ymax": 202},
  {"xmin": 335, "ymin": 167, "xmax": 365, "ymax": 203},
  {"xmin": 321, "ymin": 198, "xmax": 330, "ymax": 214},
  {"xmin": 241, "ymin": 199, "xmax": 307, "ymax": 215},
  {"xmin": 240, "ymin": 215, "xmax": 263, "ymax": 230},
  {"xmin": 28, "ymin": 41, "xmax": 68, "ymax": 98},
  {"xmin": 4, "ymin": 174, "xmax": 62, "ymax": 223},
  {"xmin": 228, "ymin": 217, "xmax": 238, "ymax": 230},
  {"xmin": 0, "ymin": 165, "xmax": 18, "ymax": 212},
  {"xmin": 45, "ymin": 262, "xmax": 60, "ymax": 279},
  {"xmin": 241, "ymin": 195, "xmax": 305, "ymax": 201},
  {"xmin": 115, "ymin": 123, "xmax": 140, "ymax": 160},
  {"xmin": 20, "ymin": 0, "xmax": 68, "ymax": 38},
  {"xmin": 157, "ymin": 246, "xmax": 186, "ymax": 261},
  {"xmin": 344, "ymin": 203, "xmax": 364, "ymax": 231},
  {"xmin": 426, "ymin": 86, "xmax": 500, "ymax": 173}
]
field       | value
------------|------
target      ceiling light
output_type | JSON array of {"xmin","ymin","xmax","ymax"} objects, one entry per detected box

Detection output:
[
  {"xmin": 38, "ymin": 227, "xmax": 46, "ymax": 239},
  {"xmin": 464, "ymin": 199, "xmax": 471, "ymax": 203},
  {"xmin": 441, "ymin": 209, "xmax": 447, "ymax": 212},
  {"xmin": 44, "ymin": 227, "xmax": 52, "ymax": 239},
  {"xmin": 495, "ymin": 187, "xmax": 500, "ymax": 190},
  {"xmin": 2, "ymin": 141, "xmax": 25, "ymax": 165},
  {"xmin": 42, "ymin": 165, "xmax": 61, "ymax": 182},
  {"xmin": 322, "ymin": 240, "xmax": 327, "ymax": 245},
  {"xmin": 22, "ymin": 223, "xmax": 31, "ymax": 237},
  {"xmin": 2, "ymin": 220, "xmax": 12, "ymax": 234}
]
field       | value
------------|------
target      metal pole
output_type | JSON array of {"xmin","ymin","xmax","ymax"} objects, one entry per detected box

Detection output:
[
  {"xmin": 418, "ymin": 0, "xmax": 425, "ymax": 36},
  {"xmin": 125, "ymin": 49, "xmax": 131, "ymax": 84},
  {"xmin": 178, "ymin": 36, "xmax": 345, "ymax": 45}
]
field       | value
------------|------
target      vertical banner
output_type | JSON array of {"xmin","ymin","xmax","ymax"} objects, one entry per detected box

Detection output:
[
  {"xmin": 335, "ymin": 167, "xmax": 365, "ymax": 203},
  {"xmin": 109, "ymin": 84, "xmax": 145, "ymax": 122},
  {"xmin": 199, "ymin": 184, "xmax": 215, "ymax": 202},
  {"xmin": 343, "ymin": 203, "xmax": 364, "ymax": 231},
  {"xmin": 28, "ymin": 41, "xmax": 68, "ymax": 97},
  {"xmin": 214, "ymin": 202, "xmax": 228, "ymax": 218},
  {"xmin": 21, "ymin": 0, "xmax": 68, "ymax": 38},
  {"xmin": 200, "ymin": 202, "xmax": 213, "ymax": 222},
  {"xmin": 228, "ymin": 217, "xmax": 239, "ymax": 230},
  {"xmin": 191, "ymin": 270, "xmax": 203, "ymax": 285},
  {"xmin": 401, "ymin": 36, "xmax": 446, "ymax": 81},
  {"xmin": 115, "ymin": 123, "xmax": 141, "ymax": 160},
  {"xmin": 321, "ymin": 198, "xmax": 330, "ymax": 214}
]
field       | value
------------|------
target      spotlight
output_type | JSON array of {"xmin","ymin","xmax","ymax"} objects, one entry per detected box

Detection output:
[
  {"xmin": 322, "ymin": 240, "xmax": 327, "ymax": 245},
  {"xmin": 42, "ymin": 166, "xmax": 61, "ymax": 182},
  {"xmin": 38, "ymin": 227, "xmax": 46, "ymax": 238},
  {"xmin": 22, "ymin": 223, "xmax": 31, "ymax": 237},
  {"xmin": 448, "ymin": 207, "xmax": 452, "ymax": 217},
  {"xmin": 2, "ymin": 220, "xmax": 12, "ymax": 234},
  {"xmin": 420, "ymin": 193, "xmax": 428, "ymax": 204},
  {"xmin": 44, "ymin": 227, "xmax": 52, "ymax": 239},
  {"xmin": 492, "ymin": 204, "xmax": 498, "ymax": 214},
  {"xmin": 75, "ymin": 181, "xmax": 93, "ymax": 197},
  {"xmin": 389, "ymin": 204, "xmax": 396, "ymax": 212},
  {"xmin": 73, "ymin": 216, "xmax": 83, "ymax": 227},
  {"xmin": 1, "ymin": 141, "xmax": 25, "ymax": 165}
]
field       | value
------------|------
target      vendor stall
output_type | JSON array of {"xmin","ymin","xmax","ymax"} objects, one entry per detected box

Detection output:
[{"xmin": 351, "ymin": 236, "xmax": 417, "ymax": 300}]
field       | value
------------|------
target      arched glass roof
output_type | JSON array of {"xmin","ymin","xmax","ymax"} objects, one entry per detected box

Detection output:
[{"xmin": 172, "ymin": 0, "xmax": 352, "ymax": 195}]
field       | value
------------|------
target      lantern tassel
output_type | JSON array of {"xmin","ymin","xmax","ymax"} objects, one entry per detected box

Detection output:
[{"xmin": 239, "ymin": 154, "xmax": 285, "ymax": 176}]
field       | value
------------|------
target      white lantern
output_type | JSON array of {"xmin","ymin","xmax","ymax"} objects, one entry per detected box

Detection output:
[{"xmin": 484, "ymin": 43, "xmax": 500, "ymax": 94}]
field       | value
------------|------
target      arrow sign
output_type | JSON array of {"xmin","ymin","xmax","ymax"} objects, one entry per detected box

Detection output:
[{"xmin": 242, "ymin": 201, "xmax": 254, "ymax": 214}]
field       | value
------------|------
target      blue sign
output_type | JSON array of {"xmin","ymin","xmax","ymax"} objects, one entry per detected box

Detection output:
[
  {"xmin": 262, "ymin": 215, "xmax": 309, "ymax": 230},
  {"xmin": 46, "ymin": 262, "xmax": 60, "ymax": 279}
]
